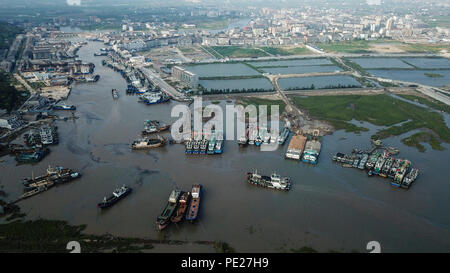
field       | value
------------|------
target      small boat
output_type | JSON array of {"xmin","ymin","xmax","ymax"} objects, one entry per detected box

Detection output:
[
  {"xmin": 214, "ymin": 139, "xmax": 223, "ymax": 154},
  {"xmin": 185, "ymin": 140, "xmax": 193, "ymax": 154},
  {"xmin": 141, "ymin": 120, "xmax": 170, "ymax": 135},
  {"xmin": 52, "ymin": 104, "xmax": 76, "ymax": 111},
  {"xmin": 131, "ymin": 136, "xmax": 167, "ymax": 149},
  {"xmin": 97, "ymin": 185, "xmax": 132, "ymax": 209},
  {"xmin": 186, "ymin": 184, "xmax": 202, "ymax": 222},
  {"xmin": 171, "ymin": 191, "xmax": 191, "ymax": 223},
  {"xmin": 112, "ymin": 89, "xmax": 119, "ymax": 99},
  {"xmin": 157, "ymin": 190, "xmax": 180, "ymax": 230}
]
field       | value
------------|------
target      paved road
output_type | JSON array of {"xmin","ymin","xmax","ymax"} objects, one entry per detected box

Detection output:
[{"xmin": 138, "ymin": 66, "xmax": 186, "ymax": 100}]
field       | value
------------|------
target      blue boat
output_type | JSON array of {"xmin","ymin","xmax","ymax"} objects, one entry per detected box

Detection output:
[
  {"xmin": 214, "ymin": 139, "xmax": 223, "ymax": 154},
  {"xmin": 186, "ymin": 184, "xmax": 202, "ymax": 222}
]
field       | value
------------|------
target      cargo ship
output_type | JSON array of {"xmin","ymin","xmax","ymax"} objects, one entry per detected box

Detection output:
[
  {"xmin": 277, "ymin": 127, "xmax": 290, "ymax": 145},
  {"xmin": 301, "ymin": 135, "xmax": 322, "ymax": 164},
  {"xmin": 285, "ymin": 134, "xmax": 307, "ymax": 160},
  {"xmin": 19, "ymin": 185, "xmax": 49, "ymax": 200},
  {"xmin": 401, "ymin": 168, "xmax": 419, "ymax": 189},
  {"xmin": 245, "ymin": 170, "xmax": 291, "ymax": 191},
  {"xmin": 157, "ymin": 190, "xmax": 180, "ymax": 230},
  {"xmin": 141, "ymin": 120, "xmax": 170, "ymax": 135},
  {"xmin": 171, "ymin": 191, "xmax": 191, "ymax": 223},
  {"xmin": 112, "ymin": 89, "xmax": 119, "ymax": 99},
  {"xmin": 131, "ymin": 136, "xmax": 167, "ymax": 149},
  {"xmin": 186, "ymin": 185, "xmax": 201, "ymax": 222},
  {"xmin": 53, "ymin": 104, "xmax": 76, "ymax": 111},
  {"xmin": 97, "ymin": 186, "xmax": 132, "ymax": 209}
]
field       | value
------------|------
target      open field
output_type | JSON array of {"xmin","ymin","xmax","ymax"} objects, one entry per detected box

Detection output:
[
  {"xmin": 317, "ymin": 40, "xmax": 450, "ymax": 54},
  {"xmin": 237, "ymin": 97, "xmax": 287, "ymax": 117},
  {"xmin": 207, "ymin": 46, "xmax": 269, "ymax": 58},
  {"xmin": 292, "ymin": 94, "xmax": 450, "ymax": 151},
  {"xmin": 259, "ymin": 46, "xmax": 312, "ymax": 56}
]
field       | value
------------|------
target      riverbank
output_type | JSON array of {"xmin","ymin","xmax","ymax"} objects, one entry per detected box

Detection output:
[{"xmin": 292, "ymin": 94, "xmax": 450, "ymax": 151}]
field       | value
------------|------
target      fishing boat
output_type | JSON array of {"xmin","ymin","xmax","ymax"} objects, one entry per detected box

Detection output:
[
  {"xmin": 97, "ymin": 186, "xmax": 132, "ymax": 209},
  {"xmin": 171, "ymin": 191, "xmax": 191, "ymax": 223},
  {"xmin": 141, "ymin": 120, "xmax": 170, "ymax": 135},
  {"xmin": 186, "ymin": 185, "xmax": 202, "ymax": 222},
  {"xmin": 131, "ymin": 136, "xmax": 167, "ymax": 149},
  {"xmin": 157, "ymin": 190, "xmax": 180, "ymax": 230},
  {"xmin": 52, "ymin": 104, "xmax": 76, "ymax": 111}
]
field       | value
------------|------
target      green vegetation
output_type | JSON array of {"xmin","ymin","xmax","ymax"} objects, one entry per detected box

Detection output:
[
  {"xmin": 290, "ymin": 246, "xmax": 318, "ymax": 253},
  {"xmin": 259, "ymin": 46, "xmax": 311, "ymax": 56},
  {"xmin": 0, "ymin": 71, "xmax": 29, "ymax": 113},
  {"xmin": 424, "ymin": 72, "xmax": 444, "ymax": 78},
  {"xmin": 238, "ymin": 98, "xmax": 286, "ymax": 116},
  {"xmin": 419, "ymin": 15, "xmax": 450, "ymax": 28},
  {"xmin": 29, "ymin": 81, "xmax": 46, "ymax": 90},
  {"xmin": 213, "ymin": 241, "xmax": 235, "ymax": 253},
  {"xmin": 399, "ymin": 43, "xmax": 450, "ymax": 54},
  {"xmin": 318, "ymin": 40, "xmax": 374, "ymax": 54},
  {"xmin": 292, "ymin": 94, "xmax": 450, "ymax": 151},
  {"xmin": 208, "ymin": 46, "xmax": 269, "ymax": 58},
  {"xmin": 196, "ymin": 19, "xmax": 232, "ymax": 29},
  {"xmin": 0, "ymin": 22, "xmax": 23, "ymax": 51},
  {"xmin": 397, "ymin": 94, "xmax": 450, "ymax": 113},
  {"xmin": 402, "ymin": 132, "xmax": 444, "ymax": 152}
]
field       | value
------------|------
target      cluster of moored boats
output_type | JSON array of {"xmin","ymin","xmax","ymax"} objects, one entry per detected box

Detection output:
[
  {"xmin": 131, "ymin": 120, "xmax": 170, "ymax": 149},
  {"xmin": 333, "ymin": 150, "xmax": 419, "ymax": 189},
  {"xmin": 185, "ymin": 131, "xmax": 224, "ymax": 155},
  {"xmin": 285, "ymin": 133, "xmax": 322, "ymax": 164},
  {"xmin": 245, "ymin": 170, "xmax": 291, "ymax": 191},
  {"xmin": 19, "ymin": 166, "xmax": 81, "ymax": 200},
  {"xmin": 157, "ymin": 185, "xmax": 202, "ymax": 231},
  {"xmin": 14, "ymin": 125, "xmax": 59, "ymax": 164},
  {"xmin": 238, "ymin": 126, "xmax": 290, "ymax": 146}
]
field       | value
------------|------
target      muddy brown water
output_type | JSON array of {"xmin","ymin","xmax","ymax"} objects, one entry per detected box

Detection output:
[{"xmin": 1, "ymin": 41, "xmax": 449, "ymax": 253}]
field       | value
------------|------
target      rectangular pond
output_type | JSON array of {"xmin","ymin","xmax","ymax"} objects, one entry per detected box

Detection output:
[
  {"xmin": 247, "ymin": 58, "xmax": 333, "ymax": 67},
  {"xmin": 401, "ymin": 58, "xmax": 450, "ymax": 69},
  {"xmin": 199, "ymin": 78, "xmax": 274, "ymax": 92},
  {"xmin": 262, "ymin": 65, "xmax": 342, "ymax": 75},
  {"xmin": 278, "ymin": 75, "xmax": 361, "ymax": 90},
  {"xmin": 368, "ymin": 69, "xmax": 450, "ymax": 87},
  {"xmin": 348, "ymin": 58, "xmax": 413, "ymax": 69},
  {"xmin": 183, "ymin": 63, "xmax": 260, "ymax": 77}
]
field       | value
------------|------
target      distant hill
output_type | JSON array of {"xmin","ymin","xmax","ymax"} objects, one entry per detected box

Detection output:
[{"xmin": 0, "ymin": 22, "xmax": 23, "ymax": 51}]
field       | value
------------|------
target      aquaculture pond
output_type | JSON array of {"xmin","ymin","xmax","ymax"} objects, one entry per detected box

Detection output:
[
  {"xmin": 199, "ymin": 78, "xmax": 274, "ymax": 92},
  {"xmin": 247, "ymin": 58, "xmax": 333, "ymax": 67},
  {"xmin": 368, "ymin": 69, "xmax": 450, "ymax": 87},
  {"xmin": 182, "ymin": 63, "xmax": 260, "ymax": 77},
  {"xmin": 278, "ymin": 75, "xmax": 361, "ymax": 90}
]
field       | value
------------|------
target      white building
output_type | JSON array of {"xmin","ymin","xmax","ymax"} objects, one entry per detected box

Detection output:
[{"xmin": 172, "ymin": 66, "xmax": 198, "ymax": 89}]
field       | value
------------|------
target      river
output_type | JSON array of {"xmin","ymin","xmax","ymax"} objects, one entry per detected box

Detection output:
[{"xmin": 1, "ymin": 41, "xmax": 449, "ymax": 253}]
